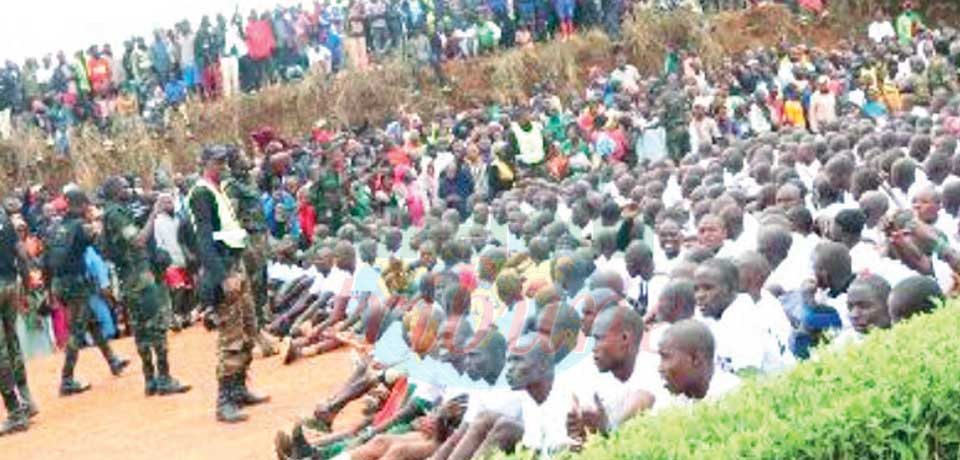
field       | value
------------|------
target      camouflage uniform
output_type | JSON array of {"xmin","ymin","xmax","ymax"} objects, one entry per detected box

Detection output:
[
  {"xmin": 224, "ymin": 174, "xmax": 271, "ymax": 331},
  {"xmin": 189, "ymin": 170, "xmax": 269, "ymax": 423},
  {"xmin": 46, "ymin": 215, "xmax": 125, "ymax": 394},
  {"xmin": 0, "ymin": 283, "xmax": 28, "ymax": 393},
  {"xmin": 103, "ymin": 202, "xmax": 186, "ymax": 394},
  {"xmin": 310, "ymin": 170, "xmax": 345, "ymax": 233},
  {"xmin": 0, "ymin": 276, "xmax": 30, "ymax": 431},
  {"xmin": 0, "ymin": 212, "xmax": 31, "ymax": 419}
]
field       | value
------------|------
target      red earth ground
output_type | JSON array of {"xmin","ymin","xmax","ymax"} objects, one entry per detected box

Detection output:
[{"xmin": 0, "ymin": 327, "xmax": 363, "ymax": 460}]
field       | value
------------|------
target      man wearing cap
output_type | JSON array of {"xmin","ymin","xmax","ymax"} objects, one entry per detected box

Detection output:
[
  {"xmin": 188, "ymin": 145, "xmax": 270, "ymax": 423},
  {"xmin": 44, "ymin": 187, "xmax": 129, "ymax": 396},
  {"xmin": 102, "ymin": 176, "xmax": 191, "ymax": 397}
]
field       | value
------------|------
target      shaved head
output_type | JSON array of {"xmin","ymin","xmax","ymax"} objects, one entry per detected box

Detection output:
[
  {"xmin": 889, "ymin": 276, "xmax": 944, "ymax": 323},
  {"xmin": 660, "ymin": 319, "xmax": 716, "ymax": 363}
]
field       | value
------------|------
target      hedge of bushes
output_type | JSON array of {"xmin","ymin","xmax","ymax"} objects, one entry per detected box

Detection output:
[{"xmin": 565, "ymin": 302, "xmax": 960, "ymax": 459}]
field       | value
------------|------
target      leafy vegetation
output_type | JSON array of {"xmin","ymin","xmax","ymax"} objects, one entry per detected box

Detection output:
[{"xmin": 558, "ymin": 301, "xmax": 960, "ymax": 459}]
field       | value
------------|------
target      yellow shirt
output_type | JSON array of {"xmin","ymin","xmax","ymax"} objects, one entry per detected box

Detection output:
[{"xmin": 784, "ymin": 100, "xmax": 806, "ymax": 128}]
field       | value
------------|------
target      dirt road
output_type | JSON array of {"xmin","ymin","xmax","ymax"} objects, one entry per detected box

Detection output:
[{"xmin": 1, "ymin": 327, "xmax": 361, "ymax": 460}]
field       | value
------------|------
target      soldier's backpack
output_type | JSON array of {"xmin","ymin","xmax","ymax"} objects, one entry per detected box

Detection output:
[{"xmin": 43, "ymin": 220, "xmax": 75, "ymax": 275}]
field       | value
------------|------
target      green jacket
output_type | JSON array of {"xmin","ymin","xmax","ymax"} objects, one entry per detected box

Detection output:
[{"xmin": 102, "ymin": 202, "xmax": 150, "ymax": 281}]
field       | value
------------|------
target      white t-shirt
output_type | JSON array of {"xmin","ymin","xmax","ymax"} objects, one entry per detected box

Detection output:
[
  {"xmin": 868, "ymin": 20, "xmax": 896, "ymax": 43},
  {"xmin": 462, "ymin": 385, "xmax": 524, "ymax": 423},
  {"xmin": 519, "ymin": 382, "xmax": 576, "ymax": 456},
  {"xmin": 699, "ymin": 294, "xmax": 766, "ymax": 373},
  {"xmin": 652, "ymin": 370, "xmax": 740, "ymax": 412},
  {"xmin": 306, "ymin": 267, "xmax": 327, "ymax": 295},
  {"xmin": 267, "ymin": 262, "xmax": 305, "ymax": 283}
]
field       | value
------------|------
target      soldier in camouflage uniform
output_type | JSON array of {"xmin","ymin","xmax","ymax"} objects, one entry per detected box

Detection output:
[
  {"xmin": 189, "ymin": 145, "xmax": 270, "ymax": 423},
  {"xmin": 309, "ymin": 157, "xmax": 346, "ymax": 234},
  {"xmin": 101, "ymin": 176, "xmax": 191, "ymax": 396},
  {"xmin": 224, "ymin": 149, "xmax": 277, "ymax": 357},
  {"xmin": 0, "ymin": 208, "xmax": 34, "ymax": 435},
  {"xmin": 45, "ymin": 188, "xmax": 129, "ymax": 397}
]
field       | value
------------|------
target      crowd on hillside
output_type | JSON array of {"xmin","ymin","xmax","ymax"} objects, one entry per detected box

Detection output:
[
  {"xmin": 1, "ymin": 2, "xmax": 959, "ymax": 459},
  {"xmin": 0, "ymin": 0, "xmax": 647, "ymax": 150},
  {"xmin": 0, "ymin": 0, "xmax": 828, "ymax": 153}
]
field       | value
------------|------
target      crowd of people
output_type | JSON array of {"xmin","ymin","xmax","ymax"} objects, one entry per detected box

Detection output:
[
  {"xmin": 0, "ymin": 0, "xmax": 691, "ymax": 151},
  {"xmin": 1, "ymin": 2, "xmax": 959, "ymax": 460}
]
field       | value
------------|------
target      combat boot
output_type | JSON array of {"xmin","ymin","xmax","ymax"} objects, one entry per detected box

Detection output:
[
  {"xmin": 109, "ymin": 356, "xmax": 131, "ymax": 376},
  {"xmin": 145, "ymin": 378, "xmax": 158, "ymax": 397},
  {"xmin": 0, "ymin": 391, "xmax": 28, "ymax": 435},
  {"xmin": 0, "ymin": 409, "xmax": 29, "ymax": 436},
  {"xmin": 59, "ymin": 378, "xmax": 91, "ymax": 397},
  {"xmin": 235, "ymin": 371, "xmax": 271, "ymax": 407},
  {"xmin": 17, "ymin": 385, "xmax": 38, "ymax": 418},
  {"xmin": 155, "ymin": 376, "xmax": 192, "ymax": 396},
  {"xmin": 216, "ymin": 377, "xmax": 248, "ymax": 424},
  {"xmin": 290, "ymin": 422, "xmax": 315, "ymax": 459}
]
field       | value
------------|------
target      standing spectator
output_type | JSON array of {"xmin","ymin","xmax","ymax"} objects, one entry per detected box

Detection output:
[
  {"xmin": 367, "ymin": 0, "xmax": 390, "ymax": 58},
  {"xmin": 246, "ymin": 11, "xmax": 277, "ymax": 89},
  {"xmin": 325, "ymin": 21, "xmax": 344, "ymax": 73},
  {"xmin": 150, "ymin": 30, "xmax": 172, "ymax": 85},
  {"xmin": 70, "ymin": 51, "xmax": 91, "ymax": 98},
  {"xmin": 177, "ymin": 21, "xmax": 200, "ymax": 93},
  {"xmin": 386, "ymin": 0, "xmax": 405, "ymax": 51},
  {"xmin": 555, "ymin": 0, "xmax": 576, "ymax": 41},
  {"xmin": 102, "ymin": 45, "xmax": 125, "ymax": 90},
  {"xmin": 868, "ymin": 9, "xmax": 896, "ymax": 44},
  {"xmin": 346, "ymin": 1, "xmax": 369, "ymax": 70},
  {"xmin": 0, "ymin": 63, "xmax": 18, "ymax": 139},
  {"xmin": 195, "ymin": 17, "xmax": 219, "ymax": 99},
  {"xmin": 895, "ymin": 0, "xmax": 923, "ymax": 45},
  {"xmin": 221, "ymin": 15, "xmax": 247, "ymax": 97},
  {"xmin": 86, "ymin": 47, "xmax": 112, "ymax": 96}
]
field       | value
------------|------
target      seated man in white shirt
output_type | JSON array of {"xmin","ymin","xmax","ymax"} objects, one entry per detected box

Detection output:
[
  {"xmin": 696, "ymin": 213, "xmax": 738, "ymax": 260},
  {"xmin": 831, "ymin": 274, "xmax": 892, "ymax": 350},
  {"xmin": 830, "ymin": 208, "xmax": 881, "ymax": 275},
  {"xmin": 592, "ymin": 230, "xmax": 627, "ymax": 287},
  {"xmin": 566, "ymin": 306, "xmax": 656, "ymax": 447},
  {"xmin": 655, "ymin": 319, "xmax": 740, "ymax": 409},
  {"xmin": 641, "ymin": 280, "xmax": 696, "ymax": 354},
  {"xmin": 735, "ymin": 251, "xmax": 795, "ymax": 373},
  {"xmin": 653, "ymin": 218, "xmax": 683, "ymax": 275},
  {"xmin": 889, "ymin": 276, "xmax": 945, "ymax": 324},
  {"xmin": 282, "ymin": 240, "xmax": 387, "ymax": 364},
  {"xmin": 500, "ymin": 333, "xmax": 574, "ymax": 459},
  {"xmin": 757, "ymin": 224, "xmax": 800, "ymax": 297},
  {"xmin": 284, "ymin": 242, "xmax": 357, "ymax": 346},
  {"xmin": 431, "ymin": 329, "xmax": 523, "ymax": 460},
  {"xmin": 693, "ymin": 258, "xmax": 766, "ymax": 375},
  {"xmin": 859, "ymin": 191, "xmax": 890, "ymax": 244},
  {"xmin": 805, "ymin": 241, "xmax": 856, "ymax": 330},
  {"xmin": 267, "ymin": 247, "xmax": 335, "ymax": 337},
  {"xmin": 625, "ymin": 241, "xmax": 668, "ymax": 315},
  {"xmin": 912, "ymin": 184, "xmax": 956, "ymax": 240}
]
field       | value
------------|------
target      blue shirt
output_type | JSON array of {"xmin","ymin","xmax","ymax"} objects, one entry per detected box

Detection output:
[{"xmin": 84, "ymin": 246, "xmax": 116, "ymax": 339}]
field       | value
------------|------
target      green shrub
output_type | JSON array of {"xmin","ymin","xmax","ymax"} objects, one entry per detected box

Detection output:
[{"xmin": 556, "ymin": 302, "xmax": 960, "ymax": 459}]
